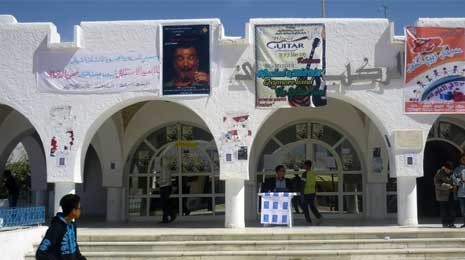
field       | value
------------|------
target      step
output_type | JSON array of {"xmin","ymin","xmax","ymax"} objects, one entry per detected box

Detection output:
[
  {"xmin": 74, "ymin": 229, "xmax": 465, "ymax": 242},
  {"xmin": 25, "ymin": 248, "xmax": 465, "ymax": 260},
  {"xmin": 69, "ymin": 238, "xmax": 465, "ymax": 252}
]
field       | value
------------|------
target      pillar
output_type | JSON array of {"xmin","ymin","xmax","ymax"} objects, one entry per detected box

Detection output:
[
  {"xmin": 225, "ymin": 179, "xmax": 245, "ymax": 228},
  {"xmin": 397, "ymin": 176, "xmax": 418, "ymax": 226},
  {"xmin": 106, "ymin": 187, "xmax": 123, "ymax": 221},
  {"xmin": 32, "ymin": 190, "xmax": 47, "ymax": 207},
  {"xmin": 54, "ymin": 182, "xmax": 75, "ymax": 215}
]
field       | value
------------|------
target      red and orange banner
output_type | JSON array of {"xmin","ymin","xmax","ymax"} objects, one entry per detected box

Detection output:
[{"xmin": 404, "ymin": 26, "xmax": 465, "ymax": 113}]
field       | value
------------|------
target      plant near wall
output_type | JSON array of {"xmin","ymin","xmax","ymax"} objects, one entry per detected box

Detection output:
[{"xmin": 0, "ymin": 160, "xmax": 31, "ymax": 202}]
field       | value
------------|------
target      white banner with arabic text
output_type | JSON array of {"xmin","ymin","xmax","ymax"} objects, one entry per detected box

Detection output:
[{"xmin": 37, "ymin": 50, "xmax": 160, "ymax": 93}]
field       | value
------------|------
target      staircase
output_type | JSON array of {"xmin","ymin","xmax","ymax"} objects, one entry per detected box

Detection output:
[{"xmin": 25, "ymin": 227, "xmax": 465, "ymax": 260}]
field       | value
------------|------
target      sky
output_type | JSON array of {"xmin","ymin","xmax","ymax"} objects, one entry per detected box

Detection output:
[{"xmin": 1, "ymin": 0, "xmax": 464, "ymax": 41}]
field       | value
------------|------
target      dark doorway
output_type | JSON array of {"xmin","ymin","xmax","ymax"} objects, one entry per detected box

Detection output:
[
  {"xmin": 418, "ymin": 140, "xmax": 461, "ymax": 217},
  {"xmin": 76, "ymin": 146, "xmax": 106, "ymax": 219}
]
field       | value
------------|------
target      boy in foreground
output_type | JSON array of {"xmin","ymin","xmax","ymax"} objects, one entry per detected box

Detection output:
[{"xmin": 36, "ymin": 194, "xmax": 86, "ymax": 260}]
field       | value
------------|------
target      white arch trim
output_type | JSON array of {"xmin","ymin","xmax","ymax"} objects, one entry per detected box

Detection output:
[{"xmin": 76, "ymin": 96, "xmax": 216, "ymax": 184}]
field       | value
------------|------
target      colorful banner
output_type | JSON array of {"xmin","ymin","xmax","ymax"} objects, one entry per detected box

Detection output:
[
  {"xmin": 162, "ymin": 25, "xmax": 210, "ymax": 96},
  {"xmin": 255, "ymin": 24, "xmax": 326, "ymax": 108},
  {"xmin": 404, "ymin": 26, "xmax": 465, "ymax": 113},
  {"xmin": 37, "ymin": 50, "xmax": 160, "ymax": 93}
]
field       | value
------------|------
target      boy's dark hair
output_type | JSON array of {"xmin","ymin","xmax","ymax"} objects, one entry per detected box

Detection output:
[
  {"xmin": 60, "ymin": 194, "xmax": 80, "ymax": 216},
  {"xmin": 275, "ymin": 165, "xmax": 285, "ymax": 173},
  {"xmin": 304, "ymin": 160, "xmax": 313, "ymax": 168}
]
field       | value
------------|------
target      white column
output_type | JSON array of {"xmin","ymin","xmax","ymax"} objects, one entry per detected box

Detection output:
[
  {"xmin": 366, "ymin": 183, "xmax": 386, "ymax": 219},
  {"xmin": 225, "ymin": 179, "xmax": 245, "ymax": 228},
  {"xmin": 54, "ymin": 182, "xmax": 75, "ymax": 215},
  {"xmin": 106, "ymin": 187, "xmax": 122, "ymax": 221},
  {"xmin": 32, "ymin": 190, "xmax": 47, "ymax": 207},
  {"xmin": 397, "ymin": 176, "xmax": 418, "ymax": 226}
]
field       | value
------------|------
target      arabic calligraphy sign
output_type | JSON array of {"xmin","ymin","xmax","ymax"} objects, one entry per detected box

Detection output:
[
  {"xmin": 404, "ymin": 26, "xmax": 465, "ymax": 113},
  {"xmin": 37, "ymin": 50, "xmax": 160, "ymax": 93},
  {"xmin": 255, "ymin": 24, "xmax": 327, "ymax": 108}
]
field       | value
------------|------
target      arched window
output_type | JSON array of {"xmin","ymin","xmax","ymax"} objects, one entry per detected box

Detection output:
[
  {"xmin": 127, "ymin": 123, "xmax": 222, "ymax": 219},
  {"xmin": 258, "ymin": 121, "xmax": 364, "ymax": 215}
]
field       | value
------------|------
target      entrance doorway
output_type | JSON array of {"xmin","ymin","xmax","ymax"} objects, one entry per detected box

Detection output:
[
  {"xmin": 257, "ymin": 121, "xmax": 364, "ymax": 216},
  {"xmin": 420, "ymin": 118, "xmax": 465, "ymax": 217},
  {"xmin": 127, "ymin": 123, "xmax": 223, "ymax": 220}
]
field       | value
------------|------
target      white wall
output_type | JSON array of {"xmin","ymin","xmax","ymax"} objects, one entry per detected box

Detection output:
[
  {"xmin": 0, "ymin": 227, "xmax": 47, "ymax": 260},
  {"xmin": 2, "ymin": 15, "xmax": 465, "ymax": 223}
]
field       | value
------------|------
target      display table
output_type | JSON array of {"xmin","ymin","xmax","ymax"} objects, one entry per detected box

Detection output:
[{"xmin": 258, "ymin": 192, "xmax": 298, "ymax": 227}]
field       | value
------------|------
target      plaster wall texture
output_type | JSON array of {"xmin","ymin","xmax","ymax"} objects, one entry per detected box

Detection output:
[{"xmin": 1, "ymin": 15, "xmax": 465, "ymax": 185}]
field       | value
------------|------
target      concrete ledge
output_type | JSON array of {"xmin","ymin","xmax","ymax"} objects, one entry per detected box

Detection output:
[{"xmin": 0, "ymin": 226, "xmax": 47, "ymax": 260}]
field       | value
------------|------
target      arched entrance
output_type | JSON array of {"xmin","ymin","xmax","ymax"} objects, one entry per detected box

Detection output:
[
  {"xmin": 127, "ymin": 122, "xmax": 222, "ymax": 219},
  {"xmin": 256, "ymin": 120, "xmax": 364, "ymax": 216},
  {"xmin": 0, "ymin": 105, "xmax": 47, "ymax": 211},
  {"xmin": 419, "ymin": 118, "xmax": 465, "ymax": 217}
]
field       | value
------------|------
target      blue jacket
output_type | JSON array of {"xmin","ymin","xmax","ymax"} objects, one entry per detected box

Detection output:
[
  {"xmin": 453, "ymin": 164, "xmax": 465, "ymax": 198},
  {"xmin": 36, "ymin": 213, "xmax": 86, "ymax": 260}
]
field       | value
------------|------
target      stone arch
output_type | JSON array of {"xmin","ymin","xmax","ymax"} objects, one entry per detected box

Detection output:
[
  {"xmin": 419, "ymin": 116, "xmax": 465, "ymax": 218},
  {"xmin": 248, "ymin": 97, "xmax": 390, "ymax": 220},
  {"xmin": 76, "ymin": 97, "xmax": 216, "ymax": 184},
  {"xmin": 0, "ymin": 104, "xmax": 47, "ymax": 208}
]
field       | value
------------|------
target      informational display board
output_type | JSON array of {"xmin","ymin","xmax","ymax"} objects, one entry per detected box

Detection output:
[
  {"xmin": 219, "ymin": 113, "xmax": 252, "ymax": 180},
  {"xmin": 259, "ymin": 192, "xmax": 297, "ymax": 227}
]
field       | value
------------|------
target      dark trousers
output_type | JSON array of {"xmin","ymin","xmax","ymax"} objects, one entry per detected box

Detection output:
[
  {"xmin": 160, "ymin": 186, "xmax": 173, "ymax": 222},
  {"xmin": 439, "ymin": 193, "xmax": 455, "ymax": 226},
  {"xmin": 8, "ymin": 193, "xmax": 18, "ymax": 208},
  {"xmin": 458, "ymin": 197, "xmax": 465, "ymax": 224},
  {"xmin": 292, "ymin": 196, "xmax": 302, "ymax": 213},
  {"xmin": 303, "ymin": 193, "xmax": 322, "ymax": 223}
]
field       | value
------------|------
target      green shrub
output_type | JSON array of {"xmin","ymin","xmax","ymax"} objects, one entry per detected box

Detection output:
[{"xmin": 0, "ymin": 160, "xmax": 31, "ymax": 200}]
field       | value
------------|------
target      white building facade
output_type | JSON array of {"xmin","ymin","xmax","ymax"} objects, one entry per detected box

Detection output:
[{"xmin": 1, "ymin": 15, "xmax": 465, "ymax": 228}]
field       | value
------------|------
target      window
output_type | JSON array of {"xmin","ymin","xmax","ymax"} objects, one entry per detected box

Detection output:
[{"xmin": 258, "ymin": 121, "xmax": 363, "ymax": 215}]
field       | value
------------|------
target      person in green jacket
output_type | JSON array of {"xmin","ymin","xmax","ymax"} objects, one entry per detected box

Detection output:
[{"xmin": 302, "ymin": 160, "xmax": 322, "ymax": 225}]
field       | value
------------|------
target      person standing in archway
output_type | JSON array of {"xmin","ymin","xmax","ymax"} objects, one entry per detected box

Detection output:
[
  {"xmin": 3, "ymin": 170, "xmax": 19, "ymax": 208},
  {"xmin": 434, "ymin": 161, "xmax": 456, "ymax": 228},
  {"xmin": 453, "ymin": 154, "xmax": 465, "ymax": 228},
  {"xmin": 157, "ymin": 159, "xmax": 177, "ymax": 223},
  {"xmin": 302, "ymin": 160, "xmax": 322, "ymax": 225}
]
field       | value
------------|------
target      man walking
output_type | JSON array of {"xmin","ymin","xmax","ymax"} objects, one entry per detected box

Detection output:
[
  {"xmin": 158, "ymin": 159, "xmax": 176, "ymax": 223},
  {"xmin": 302, "ymin": 160, "xmax": 322, "ymax": 225}
]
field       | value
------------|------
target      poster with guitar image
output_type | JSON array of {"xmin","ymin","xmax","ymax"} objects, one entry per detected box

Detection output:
[{"xmin": 255, "ymin": 24, "xmax": 326, "ymax": 108}]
